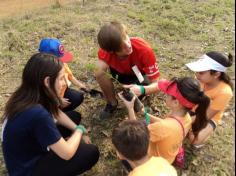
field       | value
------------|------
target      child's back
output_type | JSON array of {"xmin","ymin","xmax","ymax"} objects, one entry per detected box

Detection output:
[
  {"xmin": 112, "ymin": 120, "xmax": 177, "ymax": 176},
  {"xmin": 129, "ymin": 156, "xmax": 177, "ymax": 176},
  {"xmin": 148, "ymin": 113, "xmax": 192, "ymax": 163}
]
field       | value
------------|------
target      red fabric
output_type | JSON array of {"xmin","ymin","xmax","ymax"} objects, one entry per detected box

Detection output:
[
  {"xmin": 60, "ymin": 51, "xmax": 73, "ymax": 63},
  {"xmin": 98, "ymin": 38, "xmax": 160, "ymax": 80},
  {"xmin": 173, "ymin": 147, "xmax": 185, "ymax": 169},
  {"xmin": 158, "ymin": 79, "xmax": 195, "ymax": 109}
]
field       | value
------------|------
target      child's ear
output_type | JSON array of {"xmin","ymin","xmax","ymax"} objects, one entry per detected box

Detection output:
[
  {"xmin": 214, "ymin": 71, "xmax": 221, "ymax": 79},
  {"xmin": 44, "ymin": 76, "xmax": 50, "ymax": 88}
]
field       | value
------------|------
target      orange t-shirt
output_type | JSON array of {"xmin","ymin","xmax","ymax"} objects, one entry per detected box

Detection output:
[
  {"xmin": 60, "ymin": 63, "xmax": 73, "ymax": 97},
  {"xmin": 202, "ymin": 81, "xmax": 233, "ymax": 124},
  {"xmin": 148, "ymin": 113, "xmax": 192, "ymax": 164},
  {"xmin": 129, "ymin": 157, "xmax": 177, "ymax": 176}
]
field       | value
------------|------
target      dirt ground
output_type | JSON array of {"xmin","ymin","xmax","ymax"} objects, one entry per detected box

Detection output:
[
  {"xmin": 0, "ymin": 0, "xmax": 235, "ymax": 175},
  {"xmin": 0, "ymin": 0, "xmax": 76, "ymax": 18}
]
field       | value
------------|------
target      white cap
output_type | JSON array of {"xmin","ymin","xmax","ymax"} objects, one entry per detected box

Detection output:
[{"xmin": 186, "ymin": 54, "xmax": 227, "ymax": 72}]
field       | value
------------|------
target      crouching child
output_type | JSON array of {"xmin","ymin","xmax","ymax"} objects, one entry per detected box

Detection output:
[{"xmin": 112, "ymin": 120, "xmax": 177, "ymax": 176}]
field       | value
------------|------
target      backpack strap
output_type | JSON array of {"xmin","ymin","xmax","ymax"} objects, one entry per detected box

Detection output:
[{"xmin": 168, "ymin": 115, "xmax": 185, "ymax": 139}]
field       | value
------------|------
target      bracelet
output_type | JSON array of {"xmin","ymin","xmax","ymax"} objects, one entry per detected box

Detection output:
[
  {"xmin": 139, "ymin": 85, "xmax": 145, "ymax": 95},
  {"xmin": 76, "ymin": 125, "xmax": 87, "ymax": 134},
  {"xmin": 144, "ymin": 107, "xmax": 150, "ymax": 125}
]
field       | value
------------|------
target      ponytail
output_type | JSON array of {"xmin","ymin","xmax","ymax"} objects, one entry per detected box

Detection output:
[
  {"xmin": 191, "ymin": 93, "xmax": 210, "ymax": 137},
  {"xmin": 175, "ymin": 77, "xmax": 211, "ymax": 137}
]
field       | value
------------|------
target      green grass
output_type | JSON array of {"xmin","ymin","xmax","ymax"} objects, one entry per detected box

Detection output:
[{"xmin": 0, "ymin": 0, "xmax": 235, "ymax": 175}]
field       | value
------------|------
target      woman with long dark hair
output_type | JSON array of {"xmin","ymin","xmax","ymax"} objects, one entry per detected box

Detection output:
[{"xmin": 1, "ymin": 53, "xmax": 99, "ymax": 176}]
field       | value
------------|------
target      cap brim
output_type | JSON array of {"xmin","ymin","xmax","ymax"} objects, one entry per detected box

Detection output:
[
  {"xmin": 60, "ymin": 51, "xmax": 73, "ymax": 63},
  {"xmin": 185, "ymin": 60, "xmax": 211, "ymax": 72},
  {"xmin": 158, "ymin": 79, "xmax": 171, "ymax": 93}
]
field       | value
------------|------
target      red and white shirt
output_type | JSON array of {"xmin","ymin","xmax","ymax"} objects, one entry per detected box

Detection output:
[{"xmin": 98, "ymin": 38, "xmax": 160, "ymax": 80}]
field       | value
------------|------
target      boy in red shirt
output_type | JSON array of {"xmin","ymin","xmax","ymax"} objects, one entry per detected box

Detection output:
[{"xmin": 95, "ymin": 21, "xmax": 160, "ymax": 119}]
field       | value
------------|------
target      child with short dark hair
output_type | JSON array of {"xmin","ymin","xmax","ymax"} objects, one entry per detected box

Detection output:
[{"xmin": 112, "ymin": 120, "xmax": 177, "ymax": 176}]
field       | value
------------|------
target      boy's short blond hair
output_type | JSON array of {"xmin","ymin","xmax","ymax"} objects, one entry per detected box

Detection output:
[{"xmin": 97, "ymin": 21, "xmax": 128, "ymax": 52}]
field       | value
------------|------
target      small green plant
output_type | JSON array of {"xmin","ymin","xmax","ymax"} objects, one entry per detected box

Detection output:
[
  {"xmin": 0, "ymin": 0, "xmax": 234, "ymax": 175},
  {"xmin": 85, "ymin": 62, "xmax": 123, "ymax": 88}
]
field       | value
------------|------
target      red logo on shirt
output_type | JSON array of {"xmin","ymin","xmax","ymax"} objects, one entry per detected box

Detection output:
[{"xmin": 148, "ymin": 63, "xmax": 158, "ymax": 74}]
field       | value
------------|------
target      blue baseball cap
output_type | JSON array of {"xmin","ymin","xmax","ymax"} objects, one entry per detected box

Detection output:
[{"xmin": 38, "ymin": 38, "xmax": 73, "ymax": 63}]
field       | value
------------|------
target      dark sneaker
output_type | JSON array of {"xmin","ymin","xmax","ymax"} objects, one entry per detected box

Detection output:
[{"xmin": 99, "ymin": 103, "xmax": 117, "ymax": 119}]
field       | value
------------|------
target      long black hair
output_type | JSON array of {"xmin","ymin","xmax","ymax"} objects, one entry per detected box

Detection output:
[
  {"xmin": 206, "ymin": 51, "xmax": 234, "ymax": 90},
  {"xmin": 3, "ymin": 53, "xmax": 63, "ymax": 120},
  {"xmin": 170, "ymin": 77, "xmax": 210, "ymax": 137}
]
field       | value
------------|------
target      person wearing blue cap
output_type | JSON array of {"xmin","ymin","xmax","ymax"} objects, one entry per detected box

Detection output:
[{"xmin": 39, "ymin": 38, "xmax": 86, "ymax": 112}]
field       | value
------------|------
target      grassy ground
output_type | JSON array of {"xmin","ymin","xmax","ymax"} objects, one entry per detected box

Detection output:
[{"xmin": 0, "ymin": 0, "xmax": 235, "ymax": 175}]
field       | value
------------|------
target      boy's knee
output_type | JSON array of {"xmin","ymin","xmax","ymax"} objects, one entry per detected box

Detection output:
[{"xmin": 95, "ymin": 69, "xmax": 107, "ymax": 80}]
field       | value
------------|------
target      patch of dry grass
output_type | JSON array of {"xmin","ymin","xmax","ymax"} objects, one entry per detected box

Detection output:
[{"xmin": 0, "ymin": 0, "xmax": 234, "ymax": 175}]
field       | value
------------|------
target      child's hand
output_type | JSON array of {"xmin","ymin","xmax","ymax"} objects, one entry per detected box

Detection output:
[
  {"xmin": 79, "ymin": 82, "xmax": 87, "ymax": 89},
  {"xmin": 123, "ymin": 84, "xmax": 142, "ymax": 97},
  {"xmin": 60, "ymin": 98, "xmax": 71, "ymax": 108},
  {"xmin": 141, "ymin": 106, "xmax": 145, "ymax": 114},
  {"xmin": 82, "ymin": 135, "xmax": 91, "ymax": 144},
  {"xmin": 118, "ymin": 92, "xmax": 136, "ymax": 110}
]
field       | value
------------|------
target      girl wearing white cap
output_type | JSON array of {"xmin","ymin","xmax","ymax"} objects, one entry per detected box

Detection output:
[{"xmin": 185, "ymin": 51, "xmax": 233, "ymax": 148}]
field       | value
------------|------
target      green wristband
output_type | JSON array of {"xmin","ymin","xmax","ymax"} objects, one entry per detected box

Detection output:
[
  {"xmin": 144, "ymin": 107, "xmax": 150, "ymax": 125},
  {"xmin": 76, "ymin": 125, "xmax": 87, "ymax": 134},
  {"xmin": 139, "ymin": 85, "xmax": 145, "ymax": 95}
]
